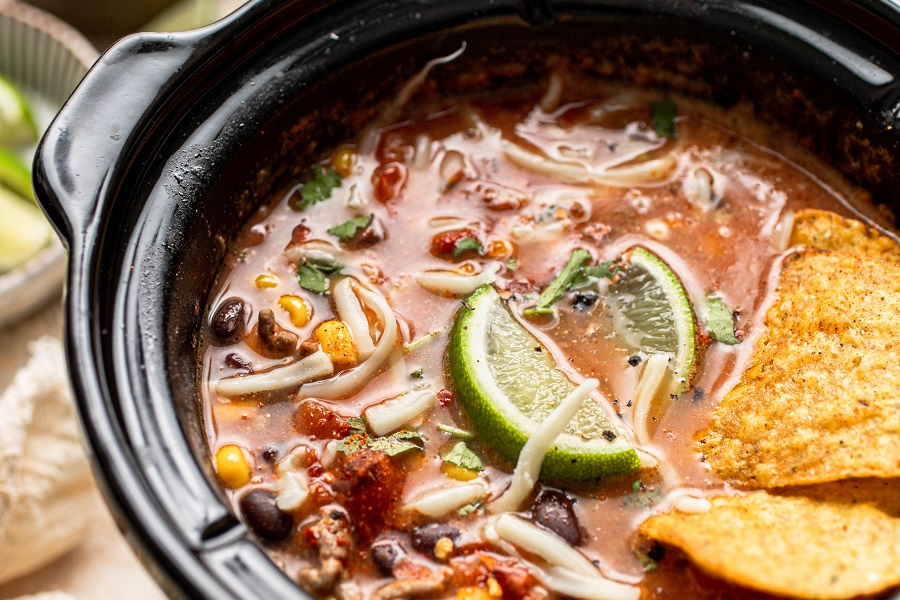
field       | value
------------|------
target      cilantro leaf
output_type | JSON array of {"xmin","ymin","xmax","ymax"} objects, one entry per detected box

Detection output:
[
  {"xmin": 346, "ymin": 417, "xmax": 367, "ymax": 434},
  {"xmin": 577, "ymin": 260, "xmax": 622, "ymax": 283},
  {"xmin": 651, "ymin": 95, "xmax": 677, "ymax": 139},
  {"xmin": 438, "ymin": 424, "xmax": 474, "ymax": 440},
  {"xmin": 457, "ymin": 498, "xmax": 484, "ymax": 516},
  {"xmin": 327, "ymin": 214, "xmax": 373, "ymax": 242},
  {"xmin": 297, "ymin": 258, "xmax": 343, "ymax": 294},
  {"xmin": 291, "ymin": 167, "xmax": 342, "ymax": 211},
  {"xmin": 337, "ymin": 428, "xmax": 424, "ymax": 457},
  {"xmin": 452, "ymin": 236, "xmax": 484, "ymax": 258},
  {"xmin": 298, "ymin": 264, "xmax": 328, "ymax": 293},
  {"xmin": 410, "ymin": 369, "xmax": 425, "ymax": 379},
  {"xmin": 623, "ymin": 485, "xmax": 662, "ymax": 510},
  {"xmin": 524, "ymin": 248, "xmax": 592, "ymax": 316},
  {"xmin": 441, "ymin": 441, "xmax": 484, "ymax": 471},
  {"xmin": 707, "ymin": 295, "xmax": 741, "ymax": 345}
]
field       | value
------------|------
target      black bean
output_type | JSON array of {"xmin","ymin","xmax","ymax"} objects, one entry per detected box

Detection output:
[
  {"xmin": 239, "ymin": 489, "xmax": 292, "ymax": 541},
  {"xmin": 261, "ymin": 446, "xmax": 279, "ymax": 464},
  {"xmin": 210, "ymin": 298, "xmax": 247, "ymax": 345},
  {"xmin": 572, "ymin": 292, "xmax": 598, "ymax": 311},
  {"xmin": 370, "ymin": 539, "xmax": 404, "ymax": 575},
  {"xmin": 532, "ymin": 489, "xmax": 583, "ymax": 546},
  {"xmin": 410, "ymin": 523, "xmax": 461, "ymax": 555},
  {"xmin": 225, "ymin": 353, "xmax": 252, "ymax": 373}
]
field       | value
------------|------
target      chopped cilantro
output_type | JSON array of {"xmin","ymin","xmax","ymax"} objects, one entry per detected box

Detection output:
[
  {"xmin": 457, "ymin": 498, "xmax": 484, "ymax": 516},
  {"xmin": 707, "ymin": 295, "xmax": 741, "ymax": 345},
  {"xmin": 347, "ymin": 416, "xmax": 367, "ymax": 434},
  {"xmin": 297, "ymin": 258, "xmax": 343, "ymax": 294},
  {"xmin": 651, "ymin": 95, "xmax": 677, "ymax": 139},
  {"xmin": 337, "ymin": 428, "xmax": 424, "ymax": 457},
  {"xmin": 410, "ymin": 369, "xmax": 425, "ymax": 379},
  {"xmin": 636, "ymin": 547, "xmax": 662, "ymax": 572},
  {"xmin": 291, "ymin": 167, "xmax": 342, "ymax": 211},
  {"xmin": 437, "ymin": 424, "xmax": 474, "ymax": 440},
  {"xmin": 403, "ymin": 327, "xmax": 447, "ymax": 354},
  {"xmin": 524, "ymin": 248, "xmax": 592, "ymax": 316},
  {"xmin": 577, "ymin": 260, "xmax": 622, "ymax": 283},
  {"xmin": 506, "ymin": 257, "xmax": 518, "ymax": 271},
  {"xmin": 452, "ymin": 236, "xmax": 484, "ymax": 258},
  {"xmin": 632, "ymin": 479, "xmax": 644, "ymax": 492},
  {"xmin": 441, "ymin": 441, "xmax": 484, "ymax": 471},
  {"xmin": 327, "ymin": 214, "xmax": 373, "ymax": 242}
]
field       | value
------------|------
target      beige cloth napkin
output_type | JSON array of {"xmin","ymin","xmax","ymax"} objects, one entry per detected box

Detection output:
[{"xmin": 0, "ymin": 336, "xmax": 97, "ymax": 588}]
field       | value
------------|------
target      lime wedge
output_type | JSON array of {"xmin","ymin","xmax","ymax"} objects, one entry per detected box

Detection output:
[
  {"xmin": 449, "ymin": 284, "xmax": 639, "ymax": 480},
  {"xmin": 606, "ymin": 247, "xmax": 698, "ymax": 391},
  {"xmin": 0, "ymin": 185, "xmax": 52, "ymax": 273},
  {"xmin": 0, "ymin": 75, "xmax": 38, "ymax": 147},
  {"xmin": 0, "ymin": 148, "xmax": 34, "ymax": 203}
]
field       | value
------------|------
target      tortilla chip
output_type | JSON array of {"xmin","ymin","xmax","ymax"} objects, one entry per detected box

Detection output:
[
  {"xmin": 701, "ymin": 250, "xmax": 900, "ymax": 488},
  {"xmin": 640, "ymin": 487, "xmax": 900, "ymax": 599},
  {"xmin": 791, "ymin": 208, "xmax": 900, "ymax": 261}
]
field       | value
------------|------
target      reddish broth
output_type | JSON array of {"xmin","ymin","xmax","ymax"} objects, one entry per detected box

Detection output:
[{"xmin": 200, "ymin": 79, "xmax": 878, "ymax": 599}]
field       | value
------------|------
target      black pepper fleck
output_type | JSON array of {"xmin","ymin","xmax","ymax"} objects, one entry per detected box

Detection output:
[
  {"xmin": 602, "ymin": 430, "xmax": 617, "ymax": 441},
  {"xmin": 628, "ymin": 355, "xmax": 642, "ymax": 367}
]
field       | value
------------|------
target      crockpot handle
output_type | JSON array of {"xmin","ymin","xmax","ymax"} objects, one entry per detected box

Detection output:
[{"xmin": 33, "ymin": 33, "xmax": 196, "ymax": 246}]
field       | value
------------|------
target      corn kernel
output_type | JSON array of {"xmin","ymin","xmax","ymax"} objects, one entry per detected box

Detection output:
[
  {"xmin": 487, "ymin": 578, "xmax": 503, "ymax": 597},
  {"xmin": 332, "ymin": 148, "xmax": 357, "ymax": 178},
  {"xmin": 278, "ymin": 295, "xmax": 311, "ymax": 327},
  {"xmin": 455, "ymin": 588, "xmax": 492, "ymax": 600},
  {"xmin": 433, "ymin": 536, "xmax": 454, "ymax": 561},
  {"xmin": 215, "ymin": 444, "xmax": 251, "ymax": 489},
  {"xmin": 442, "ymin": 462, "xmax": 479, "ymax": 482},
  {"xmin": 315, "ymin": 320, "xmax": 358, "ymax": 369},
  {"xmin": 255, "ymin": 273, "xmax": 280, "ymax": 288}
]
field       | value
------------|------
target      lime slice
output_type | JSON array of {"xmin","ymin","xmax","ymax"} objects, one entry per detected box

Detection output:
[
  {"xmin": 0, "ymin": 185, "xmax": 52, "ymax": 273},
  {"xmin": 449, "ymin": 284, "xmax": 639, "ymax": 480},
  {"xmin": 0, "ymin": 75, "xmax": 38, "ymax": 147},
  {"xmin": 0, "ymin": 147, "xmax": 34, "ymax": 203},
  {"xmin": 606, "ymin": 247, "xmax": 697, "ymax": 391}
]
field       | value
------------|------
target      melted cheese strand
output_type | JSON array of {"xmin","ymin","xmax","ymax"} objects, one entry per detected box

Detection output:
[
  {"xmin": 631, "ymin": 354, "xmax": 669, "ymax": 446},
  {"xmin": 415, "ymin": 261, "xmax": 501, "ymax": 297},
  {"xmin": 215, "ymin": 350, "xmax": 333, "ymax": 397},
  {"xmin": 489, "ymin": 379, "xmax": 597, "ymax": 514},
  {"xmin": 298, "ymin": 284, "xmax": 398, "ymax": 400},
  {"xmin": 365, "ymin": 388, "xmax": 435, "ymax": 436},
  {"xmin": 333, "ymin": 278, "xmax": 376, "ymax": 360},
  {"xmin": 407, "ymin": 482, "xmax": 487, "ymax": 517}
]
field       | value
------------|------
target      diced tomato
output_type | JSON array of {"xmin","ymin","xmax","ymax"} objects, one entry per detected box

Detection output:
[{"xmin": 292, "ymin": 401, "xmax": 351, "ymax": 440}]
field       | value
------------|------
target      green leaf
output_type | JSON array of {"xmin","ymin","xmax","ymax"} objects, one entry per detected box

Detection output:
[
  {"xmin": 409, "ymin": 369, "xmax": 425, "ymax": 379},
  {"xmin": 298, "ymin": 264, "xmax": 329, "ymax": 293},
  {"xmin": 336, "ymin": 428, "xmax": 424, "ymax": 457},
  {"xmin": 327, "ymin": 214, "xmax": 373, "ymax": 242},
  {"xmin": 347, "ymin": 417, "xmax": 367, "ymax": 434},
  {"xmin": 623, "ymin": 485, "xmax": 662, "ymax": 510},
  {"xmin": 577, "ymin": 260, "xmax": 621, "ymax": 283},
  {"xmin": 337, "ymin": 433, "xmax": 370, "ymax": 455},
  {"xmin": 452, "ymin": 236, "xmax": 483, "ymax": 258},
  {"xmin": 297, "ymin": 259, "xmax": 343, "ymax": 294},
  {"xmin": 438, "ymin": 424, "xmax": 474, "ymax": 440},
  {"xmin": 291, "ymin": 167, "xmax": 342, "ymax": 211},
  {"xmin": 651, "ymin": 95, "xmax": 677, "ymax": 139},
  {"xmin": 524, "ymin": 248, "xmax": 592, "ymax": 316},
  {"xmin": 707, "ymin": 295, "xmax": 741, "ymax": 345},
  {"xmin": 457, "ymin": 498, "xmax": 484, "ymax": 516},
  {"xmin": 441, "ymin": 441, "xmax": 484, "ymax": 471}
]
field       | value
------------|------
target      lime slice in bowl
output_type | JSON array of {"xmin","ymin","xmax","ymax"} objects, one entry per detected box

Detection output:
[
  {"xmin": 0, "ymin": 75, "xmax": 38, "ymax": 147},
  {"xmin": 606, "ymin": 247, "xmax": 698, "ymax": 391},
  {"xmin": 449, "ymin": 284, "xmax": 639, "ymax": 480},
  {"xmin": 0, "ymin": 185, "xmax": 52, "ymax": 273}
]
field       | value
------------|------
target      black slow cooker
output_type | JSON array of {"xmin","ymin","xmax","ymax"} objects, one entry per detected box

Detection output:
[{"xmin": 33, "ymin": 0, "xmax": 900, "ymax": 597}]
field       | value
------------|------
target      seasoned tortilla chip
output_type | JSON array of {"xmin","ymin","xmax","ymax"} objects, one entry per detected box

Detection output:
[
  {"xmin": 640, "ymin": 487, "xmax": 900, "ymax": 599},
  {"xmin": 702, "ymin": 250, "xmax": 900, "ymax": 488},
  {"xmin": 791, "ymin": 208, "xmax": 900, "ymax": 261}
]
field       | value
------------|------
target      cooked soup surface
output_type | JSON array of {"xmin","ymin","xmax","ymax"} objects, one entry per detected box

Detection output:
[{"xmin": 200, "ymin": 74, "xmax": 893, "ymax": 599}]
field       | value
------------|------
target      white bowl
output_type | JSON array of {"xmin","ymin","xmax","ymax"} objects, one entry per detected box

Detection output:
[{"xmin": 0, "ymin": 0, "xmax": 97, "ymax": 329}]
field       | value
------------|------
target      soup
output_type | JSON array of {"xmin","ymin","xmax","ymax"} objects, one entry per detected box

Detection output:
[{"xmin": 199, "ymin": 70, "xmax": 899, "ymax": 600}]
